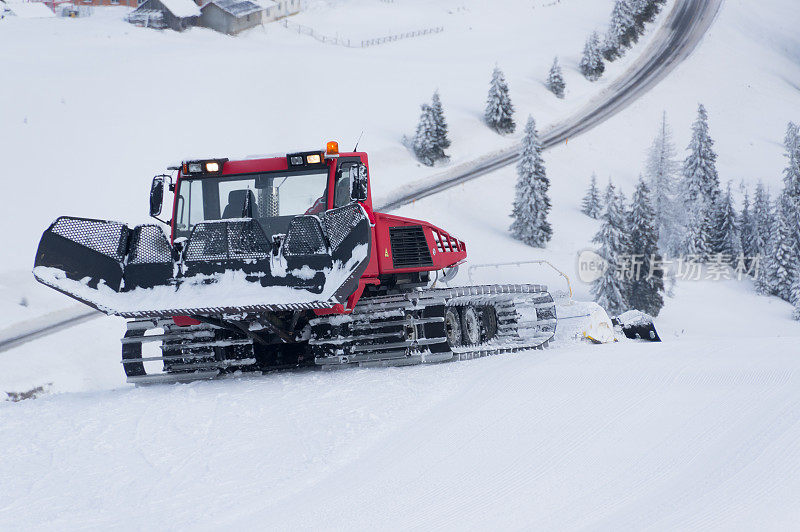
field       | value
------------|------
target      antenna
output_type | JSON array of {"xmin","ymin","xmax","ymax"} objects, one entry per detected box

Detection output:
[{"xmin": 353, "ymin": 130, "xmax": 365, "ymax": 151}]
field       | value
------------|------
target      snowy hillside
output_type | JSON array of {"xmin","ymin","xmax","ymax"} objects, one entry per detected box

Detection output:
[
  {"xmin": 0, "ymin": 0, "xmax": 664, "ymax": 274},
  {"xmin": 2, "ymin": 0, "xmax": 800, "ymax": 529}
]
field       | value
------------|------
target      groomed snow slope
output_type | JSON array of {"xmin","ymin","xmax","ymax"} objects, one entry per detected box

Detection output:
[{"xmin": 1, "ymin": 283, "xmax": 799, "ymax": 529}]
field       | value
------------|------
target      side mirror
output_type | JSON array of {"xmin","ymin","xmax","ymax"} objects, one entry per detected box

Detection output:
[
  {"xmin": 349, "ymin": 163, "xmax": 368, "ymax": 202},
  {"xmin": 149, "ymin": 176, "xmax": 165, "ymax": 218}
]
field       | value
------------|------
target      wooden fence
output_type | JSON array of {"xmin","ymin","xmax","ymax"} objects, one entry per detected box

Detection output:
[{"xmin": 281, "ymin": 20, "xmax": 444, "ymax": 49}]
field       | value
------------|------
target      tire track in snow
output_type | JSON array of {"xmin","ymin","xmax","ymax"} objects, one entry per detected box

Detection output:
[{"xmin": 528, "ymin": 354, "xmax": 796, "ymax": 529}]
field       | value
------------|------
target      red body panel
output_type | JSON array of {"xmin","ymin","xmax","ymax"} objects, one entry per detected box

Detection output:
[{"xmin": 168, "ymin": 152, "xmax": 465, "ymax": 318}]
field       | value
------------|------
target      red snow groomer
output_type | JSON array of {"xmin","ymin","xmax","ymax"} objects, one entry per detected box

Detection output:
[{"xmin": 33, "ymin": 142, "xmax": 556, "ymax": 383}]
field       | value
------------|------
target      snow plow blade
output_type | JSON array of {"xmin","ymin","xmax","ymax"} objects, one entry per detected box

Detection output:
[
  {"xmin": 612, "ymin": 310, "xmax": 661, "ymax": 342},
  {"xmin": 32, "ymin": 204, "xmax": 371, "ymax": 318}
]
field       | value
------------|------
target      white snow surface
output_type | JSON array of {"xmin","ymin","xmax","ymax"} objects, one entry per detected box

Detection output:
[
  {"xmin": 3, "ymin": 2, "xmax": 55, "ymax": 18},
  {"xmin": 2, "ymin": 0, "xmax": 800, "ymax": 528},
  {"xmin": 1, "ymin": 279, "xmax": 799, "ymax": 529}
]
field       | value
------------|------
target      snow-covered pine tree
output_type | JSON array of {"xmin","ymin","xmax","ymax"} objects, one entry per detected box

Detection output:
[
  {"xmin": 710, "ymin": 182, "xmax": 739, "ymax": 261},
  {"xmin": 629, "ymin": 0, "xmax": 648, "ymax": 34},
  {"xmin": 412, "ymin": 103, "xmax": 439, "ymax": 166},
  {"xmin": 769, "ymin": 193, "xmax": 799, "ymax": 301},
  {"xmin": 682, "ymin": 104, "xmax": 721, "ymax": 206},
  {"xmin": 783, "ymin": 122, "xmax": 800, "ymax": 198},
  {"xmin": 685, "ymin": 205, "xmax": 714, "ymax": 261},
  {"xmin": 627, "ymin": 177, "xmax": 665, "ymax": 315},
  {"xmin": 751, "ymin": 182, "xmax": 772, "ymax": 261},
  {"xmin": 681, "ymin": 104, "xmax": 721, "ymax": 256},
  {"xmin": 792, "ymin": 275, "xmax": 800, "ymax": 321},
  {"xmin": 602, "ymin": 0, "xmax": 637, "ymax": 61},
  {"xmin": 603, "ymin": 180, "xmax": 617, "ymax": 209},
  {"xmin": 645, "ymin": 112, "xmax": 682, "ymax": 256},
  {"xmin": 753, "ymin": 188, "xmax": 777, "ymax": 295},
  {"xmin": 485, "ymin": 66, "xmax": 515, "ymax": 134},
  {"xmin": 636, "ymin": 0, "xmax": 666, "ymax": 26},
  {"xmin": 738, "ymin": 188, "xmax": 756, "ymax": 271},
  {"xmin": 581, "ymin": 173, "xmax": 603, "ymax": 219},
  {"xmin": 546, "ymin": 57, "xmax": 566, "ymax": 99},
  {"xmin": 591, "ymin": 183, "xmax": 629, "ymax": 315},
  {"xmin": 579, "ymin": 32, "xmax": 605, "ymax": 82},
  {"xmin": 781, "ymin": 122, "xmax": 800, "ymax": 249},
  {"xmin": 430, "ymin": 91, "xmax": 451, "ymax": 151},
  {"xmin": 510, "ymin": 116, "xmax": 552, "ymax": 247}
]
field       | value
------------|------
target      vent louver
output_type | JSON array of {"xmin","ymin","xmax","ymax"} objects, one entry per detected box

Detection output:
[{"xmin": 389, "ymin": 225, "xmax": 433, "ymax": 269}]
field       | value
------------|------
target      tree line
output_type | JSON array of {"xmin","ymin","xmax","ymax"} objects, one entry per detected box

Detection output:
[{"xmin": 584, "ymin": 107, "xmax": 800, "ymax": 320}]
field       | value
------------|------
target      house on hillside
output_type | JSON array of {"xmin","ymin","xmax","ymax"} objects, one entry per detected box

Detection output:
[
  {"xmin": 126, "ymin": 0, "xmax": 199, "ymax": 30},
  {"xmin": 262, "ymin": 0, "xmax": 300, "ymax": 22},
  {"xmin": 199, "ymin": 0, "xmax": 264, "ymax": 35}
]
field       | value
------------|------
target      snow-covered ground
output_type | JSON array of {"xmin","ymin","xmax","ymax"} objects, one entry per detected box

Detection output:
[
  {"xmin": 1, "ymin": 279, "xmax": 799, "ymax": 529},
  {"xmin": 2, "ymin": 0, "xmax": 800, "ymax": 528}
]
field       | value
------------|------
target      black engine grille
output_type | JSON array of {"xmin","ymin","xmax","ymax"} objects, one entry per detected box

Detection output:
[{"xmin": 389, "ymin": 225, "xmax": 433, "ymax": 269}]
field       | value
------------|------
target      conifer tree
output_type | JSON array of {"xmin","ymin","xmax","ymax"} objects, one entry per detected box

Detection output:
[
  {"xmin": 686, "ymin": 206, "xmax": 714, "ymax": 261},
  {"xmin": 769, "ymin": 194, "xmax": 799, "ymax": 300},
  {"xmin": 781, "ymin": 122, "xmax": 800, "ymax": 248},
  {"xmin": 782, "ymin": 122, "xmax": 800, "ymax": 198},
  {"xmin": 681, "ymin": 104, "xmax": 720, "ymax": 256},
  {"xmin": 510, "ymin": 116, "xmax": 552, "ymax": 247},
  {"xmin": 754, "ymin": 190, "xmax": 776, "ymax": 295},
  {"xmin": 581, "ymin": 173, "xmax": 603, "ymax": 219},
  {"xmin": 485, "ymin": 66, "xmax": 515, "ymax": 134},
  {"xmin": 430, "ymin": 91, "xmax": 451, "ymax": 151},
  {"xmin": 603, "ymin": 180, "xmax": 617, "ymax": 208},
  {"xmin": 751, "ymin": 182, "xmax": 772, "ymax": 260},
  {"xmin": 738, "ymin": 188, "xmax": 756, "ymax": 270},
  {"xmin": 546, "ymin": 57, "xmax": 566, "ymax": 99},
  {"xmin": 602, "ymin": 0, "xmax": 637, "ymax": 61},
  {"xmin": 412, "ymin": 104, "xmax": 440, "ymax": 166},
  {"xmin": 645, "ymin": 112, "xmax": 682, "ymax": 256},
  {"xmin": 792, "ymin": 276, "xmax": 800, "ymax": 321},
  {"xmin": 710, "ymin": 182, "xmax": 739, "ymax": 261},
  {"xmin": 627, "ymin": 177, "xmax": 665, "ymax": 315},
  {"xmin": 635, "ymin": 0, "xmax": 666, "ymax": 26},
  {"xmin": 579, "ymin": 32, "xmax": 605, "ymax": 82},
  {"xmin": 591, "ymin": 182, "xmax": 629, "ymax": 315}
]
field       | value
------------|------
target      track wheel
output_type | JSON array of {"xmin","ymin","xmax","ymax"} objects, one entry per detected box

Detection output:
[
  {"xmin": 444, "ymin": 307, "xmax": 462, "ymax": 347},
  {"xmin": 461, "ymin": 306, "xmax": 482, "ymax": 345}
]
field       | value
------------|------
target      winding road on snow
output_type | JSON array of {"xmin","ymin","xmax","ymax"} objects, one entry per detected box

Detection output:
[{"xmin": 376, "ymin": 0, "xmax": 723, "ymax": 212}]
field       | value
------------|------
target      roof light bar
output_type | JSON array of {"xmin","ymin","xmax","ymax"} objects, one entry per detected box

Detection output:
[{"xmin": 181, "ymin": 158, "xmax": 228, "ymax": 176}]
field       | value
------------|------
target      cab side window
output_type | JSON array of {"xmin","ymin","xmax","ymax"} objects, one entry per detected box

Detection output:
[{"xmin": 333, "ymin": 163, "xmax": 353, "ymax": 208}]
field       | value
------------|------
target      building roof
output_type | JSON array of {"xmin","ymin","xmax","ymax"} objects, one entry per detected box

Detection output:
[
  {"xmin": 158, "ymin": 0, "xmax": 201, "ymax": 18},
  {"xmin": 253, "ymin": 0, "xmax": 277, "ymax": 8},
  {"xmin": 3, "ymin": 1, "xmax": 56, "ymax": 18},
  {"xmin": 204, "ymin": 0, "xmax": 263, "ymax": 18}
]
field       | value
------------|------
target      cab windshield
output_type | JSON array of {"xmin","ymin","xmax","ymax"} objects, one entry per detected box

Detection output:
[{"xmin": 174, "ymin": 168, "xmax": 329, "ymax": 240}]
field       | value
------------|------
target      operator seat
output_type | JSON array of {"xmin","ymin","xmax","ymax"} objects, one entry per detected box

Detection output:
[
  {"xmin": 222, "ymin": 190, "xmax": 256, "ymax": 219},
  {"xmin": 334, "ymin": 176, "xmax": 351, "ymax": 208}
]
